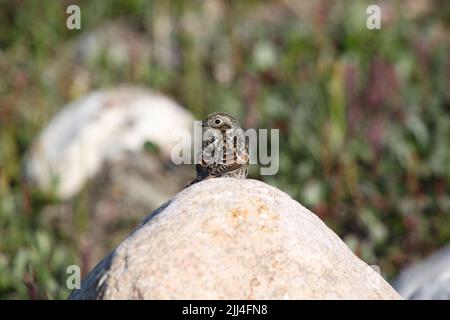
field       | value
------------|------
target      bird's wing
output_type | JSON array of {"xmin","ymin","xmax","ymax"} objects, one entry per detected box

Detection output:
[
  {"xmin": 209, "ymin": 162, "xmax": 246, "ymax": 176},
  {"xmin": 210, "ymin": 140, "xmax": 249, "ymax": 176},
  {"xmin": 195, "ymin": 163, "xmax": 210, "ymax": 180},
  {"xmin": 222, "ymin": 133, "xmax": 249, "ymax": 165}
]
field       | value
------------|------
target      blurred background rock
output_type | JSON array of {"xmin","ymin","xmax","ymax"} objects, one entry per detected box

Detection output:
[
  {"xmin": 0, "ymin": 0, "xmax": 449, "ymax": 299},
  {"xmin": 393, "ymin": 243, "xmax": 450, "ymax": 299}
]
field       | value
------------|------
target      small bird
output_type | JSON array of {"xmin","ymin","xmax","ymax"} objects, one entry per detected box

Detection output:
[{"xmin": 188, "ymin": 112, "xmax": 249, "ymax": 186}]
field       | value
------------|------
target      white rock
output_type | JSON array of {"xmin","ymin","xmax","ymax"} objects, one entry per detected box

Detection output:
[
  {"xmin": 69, "ymin": 179, "xmax": 402, "ymax": 299},
  {"xmin": 26, "ymin": 87, "xmax": 193, "ymax": 199},
  {"xmin": 393, "ymin": 244, "xmax": 450, "ymax": 299}
]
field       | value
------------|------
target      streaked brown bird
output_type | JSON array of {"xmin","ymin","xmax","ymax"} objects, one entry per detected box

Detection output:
[{"xmin": 188, "ymin": 112, "xmax": 249, "ymax": 186}]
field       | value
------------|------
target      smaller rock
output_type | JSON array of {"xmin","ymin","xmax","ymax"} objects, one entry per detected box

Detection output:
[
  {"xmin": 25, "ymin": 86, "xmax": 193, "ymax": 199},
  {"xmin": 393, "ymin": 244, "xmax": 450, "ymax": 299}
]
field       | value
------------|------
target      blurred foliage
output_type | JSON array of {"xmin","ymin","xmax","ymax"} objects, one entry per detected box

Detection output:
[{"xmin": 0, "ymin": 0, "xmax": 449, "ymax": 299}]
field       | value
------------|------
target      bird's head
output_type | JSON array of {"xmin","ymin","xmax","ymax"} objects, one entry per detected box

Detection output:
[{"xmin": 203, "ymin": 112, "xmax": 241, "ymax": 131}]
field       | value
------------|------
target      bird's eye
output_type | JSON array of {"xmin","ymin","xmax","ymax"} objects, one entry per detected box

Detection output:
[{"xmin": 215, "ymin": 119, "xmax": 221, "ymax": 125}]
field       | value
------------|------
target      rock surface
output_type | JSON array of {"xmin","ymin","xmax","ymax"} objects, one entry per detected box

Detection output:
[
  {"xmin": 393, "ymin": 244, "xmax": 450, "ymax": 299},
  {"xmin": 69, "ymin": 179, "xmax": 401, "ymax": 299}
]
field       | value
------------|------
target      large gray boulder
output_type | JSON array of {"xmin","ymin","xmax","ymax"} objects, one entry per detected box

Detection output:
[{"xmin": 69, "ymin": 179, "xmax": 401, "ymax": 299}]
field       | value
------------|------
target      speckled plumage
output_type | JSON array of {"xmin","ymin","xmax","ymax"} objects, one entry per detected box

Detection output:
[{"xmin": 188, "ymin": 112, "xmax": 249, "ymax": 186}]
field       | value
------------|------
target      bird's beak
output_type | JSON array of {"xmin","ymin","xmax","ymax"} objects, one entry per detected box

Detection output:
[{"xmin": 201, "ymin": 120, "xmax": 208, "ymax": 127}]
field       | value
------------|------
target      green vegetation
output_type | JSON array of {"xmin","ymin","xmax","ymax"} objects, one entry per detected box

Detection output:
[{"xmin": 0, "ymin": 0, "xmax": 449, "ymax": 299}]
